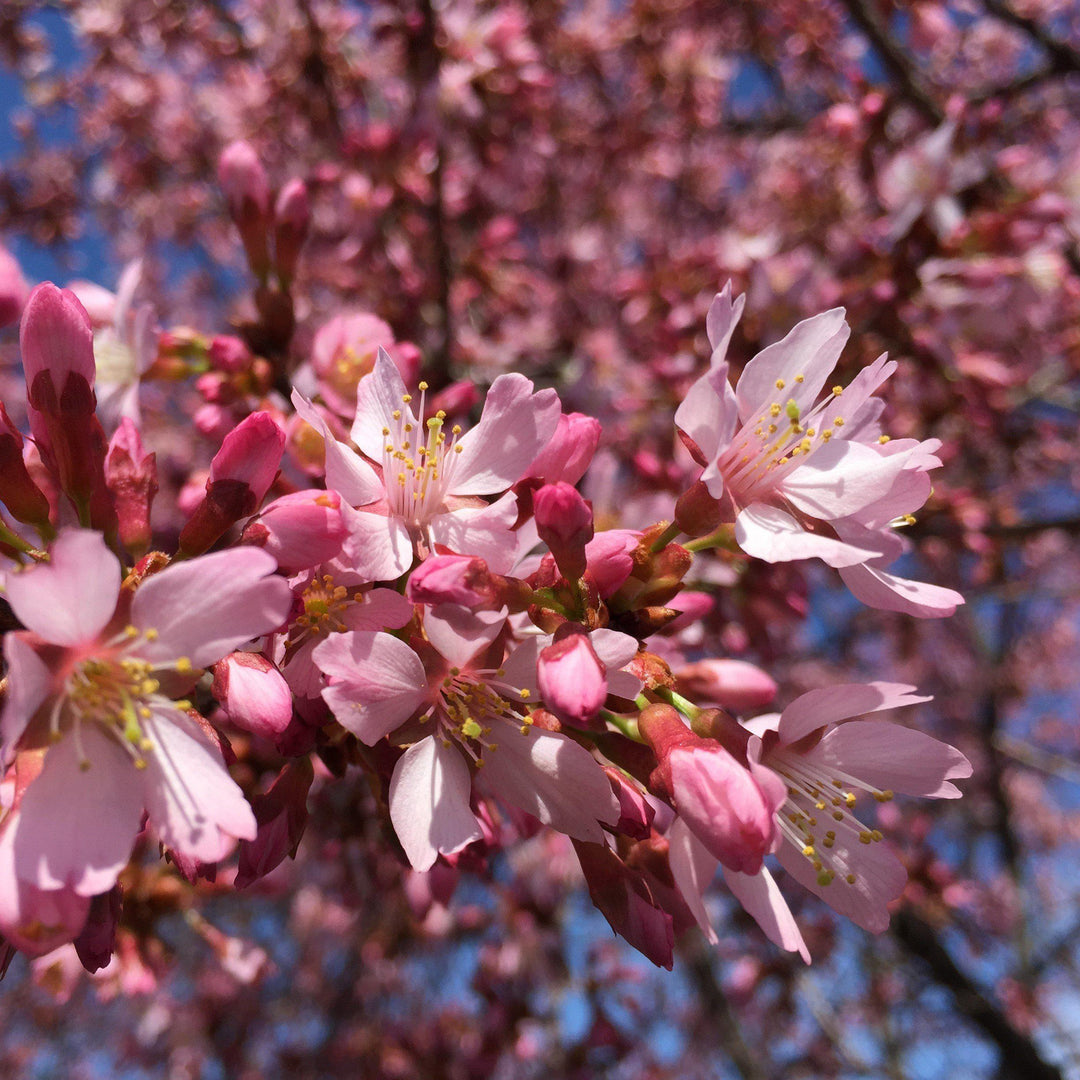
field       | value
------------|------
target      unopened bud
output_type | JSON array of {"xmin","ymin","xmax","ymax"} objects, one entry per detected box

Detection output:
[
  {"xmin": 218, "ymin": 140, "xmax": 272, "ymax": 277},
  {"xmin": 273, "ymin": 177, "xmax": 310, "ymax": 283},
  {"xmin": 534, "ymin": 482, "xmax": 594, "ymax": 581},
  {"xmin": 104, "ymin": 418, "xmax": 158, "ymax": 556}
]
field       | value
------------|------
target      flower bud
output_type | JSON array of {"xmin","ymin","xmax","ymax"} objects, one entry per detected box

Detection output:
[
  {"xmin": 273, "ymin": 178, "xmax": 310, "ymax": 283},
  {"xmin": 537, "ymin": 625, "xmax": 607, "ymax": 726},
  {"xmin": 674, "ymin": 479, "xmax": 722, "ymax": 537},
  {"xmin": 218, "ymin": 140, "xmax": 272, "ymax": 277},
  {"xmin": 104, "ymin": 418, "xmax": 158, "ymax": 557},
  {"xmin": 675, "ymin": 658, "xmax": 778, "ymax": 712},
  {"xmin": 534, "ymin": 482, "xmax": 594, "ymax": 581},
  {"xmin": 406, "ymin": 554, "xmax": 497, "ymax": 607},
  {"xmin": 207, "ymin": 334, "xmax": 253, "ymax": 374},
  {"xmin": 584, "ymin": 530, "xmax": 639, "ymax": 598},
  {"xmin": 525, "ymin": 412, "xmax": 601, "ymax": 485},
  {"xmin": 179, "ymin": 411, "xmax": 285, "ymax": 556},
  {"xmin": 242, "ymin": 490, "xmax": 346, "ymax": 572},
  {"xmin": 212, "ymin": 652, "xmax": 294, "ymax": 740}
]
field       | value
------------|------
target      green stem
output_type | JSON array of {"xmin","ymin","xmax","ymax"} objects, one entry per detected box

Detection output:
[
  {"xmin": 649, "ymin": 521, "xmax": 682, "ymax": 553},
  {"xmin": 602, "ymin": 709, "xmax": 644, "ymax": 743},
  {"xmin": 654, "ymin": 685, "xmax": 703, "ymax": 721},
  {"xmin": 530, "ymin": 587, "xmax": 574, "ymax": 618}
]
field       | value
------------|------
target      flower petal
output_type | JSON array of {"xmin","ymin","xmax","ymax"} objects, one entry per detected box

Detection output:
[
  {"xmin": 666, "ymin": 817, "xmax": 719, "ymax": 945},
  {"xmin": 781, "ymin": 440, "xmax": 910, "ymax": 520},
  {"xmin": 423, "ymin": 605, "xmax": 506, "ymax": 670},
  {"xmin": 315, "ymin": 631, "xmax": 429, "ymax": 743},
  {"xmin": 389, "ymin": 736, "xmax": 482, "ymax": 871},
  {"xmin": 131, "ymin": 547, "xmax": 292, "ymax": 668},
  {"xmin": 339, "ymin": 502, "xmax": 414, "ymax": 582},
  {"xmin": 13, "ymin": 726, "xmax": 144, "ymax": 895},
  {"xmin": 675, "ymin": 365, "xmax": 738, "ymax": 468},
  {"xmin": 448, "ymin": 375, "xmax": 561, "ymax": 495},
  {"xmin": 351, "ymin": 347, "xmax": 412, "ymax": 461},
  {"xmin": 141, "ymin": 708, "xmax": 257, "ymax": 864},
  {"xmin": 480, "ymin": 727, "xmax": 619, "ymax": 842},
  {"xmin": 815, "ymin": 721, "xmax": 972, "ymax": 798},
  {"xmin": 735, "ymin": 309, "xmax": 849, "ymax": 422},
  {"xmin": 1, "ymin": 633, "xmax": 54, "ymax": 762},
  {"xmin": 837, "ymin": 561, "xmax": 964, "ymax": 617},
  {"xmin": 735, "ymin": 504, "xmax": 878, "ymax": 568},
  {"xmin": 428, "ymin": 492, "xmax": 520, "ymax": 573},
  {"xmin": 4, "ymin": 529, "xmax": 120, "ymax": 646},
  {"xmin": 722, "ymin": 865, "xmax": 810, "ymax": 962},
  {"xmin": 778, "ymin": 682, "xmax": 931, "ymax": 743}
]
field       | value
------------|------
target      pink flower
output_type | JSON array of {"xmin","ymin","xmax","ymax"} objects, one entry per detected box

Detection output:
[
  {"xmin": 0, "ymin": 529, "xmax": 293, "ymax": 898},
  {"xmin": 675, "ymin": 284, "xmax": 964, "ymax": 617},
  {"xmin": 294, "ymin": 348, "xmax": 560, "ymax": 581},
  {"xmin": 312, "ymin": 606, "xmax": 620, "ymax": 871},
  {"xmin": 671, "ymin": 682, "xmax": 971, "ymax": 959}
]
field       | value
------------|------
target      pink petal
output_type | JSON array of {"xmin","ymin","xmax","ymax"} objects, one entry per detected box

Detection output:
[
  {"xmin": 428, "ymin": 492, "xmax": 520, "ymax": 573},
  {"xmin": 815, "ymin": 721, "xmax": 972, "ymax": 798},
  {"xmin": 2, "ymin": 633, "xmax": 54, "ymax": 760},
  {"xmin": 589, "ymin": 628, "xmax": 642, "ymax": 699},
  {"xmin": 423, "ymin": 606, "xmax": 506, "ymax": 670},
  {"xmin": 141, "ymin": 708, "xmax": 257, "ymax": 864},
  {"xmin": 131, "ymin": 547, "xmax": 293, "ymax": 668},
  {"xmin": 837, "ymin": 562, "xmax": 964, "ymax": 617},
  {"xmin": 351, "ymin": 347, "xmax": 411, "ymax": 461},
  {"xmin": 4, "ymin": 529, "xmax": 120, "ymax": 646},
  {"xmin": 722, "ymin": 865, "xmax": 810, "ymax": 962},
  {"xmin": 778, "ymin": 682, "xmax": 931, "ymax": 743},
  {"xmin": 735, "ymin": 504, "xmax": 877, "ymax": 568},
  {"xmin": 781, "ymin": 440, "xmax": 910, "ymax": 520},
  {"xmin": 389, "ymin": 736, "xmax": 482, "ymax": 871},
  {"xmin": 480, "ymin": 727, "xmax": 619, "ymax": 842},
  {"xmin": 14, "ymin": 726, "xmax": 144, "ymax": 895},
  {"xmin": 499, "ymin": 636, "xmax": 544, "ymax": 695},
  {"xmin": 339, "ymin": 502, "xmax": 414, "ymax": 582},
  {"xmin": 342, "ymin": 587, "xmax": 415, "ymax": 631},
  {"xmin": 666, "ymin": 817, "xmax": 719, "ymax": 945},
  {"xmin": 705, "ymin": 282, "xmax": 746, "ymax": 364},
  {"xmin": 448, "ymin": 374, "xmax": 561, "ymax": 495},
  {"xmin": 0, "ymin": 823, "xmax": 90, "ymax": 956},
  {"xmin": 291, "ymin": 390, "xmax": 385, "ymax": 506},
  {"xmin": 776, "ymin": 823, "xmax": 907, "ymax": 934},
  {"xmin": 675, "ymin": 365, "xmax": 737, "ymax": 468},
  {"xmin": 735, "ymin": 309, "xmax": 849, "ymax": 422},
  {"xmin": 314, "ymin": 631, "xmax": 429, "ymax": 743}
]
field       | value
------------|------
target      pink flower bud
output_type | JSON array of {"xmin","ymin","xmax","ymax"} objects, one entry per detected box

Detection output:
[
  {"xmin": 212, "ymin": 652, "xmax": 294, "ymax": 739},
  {"xmin": 406, "ymin": 554, "xmax": 495, "ymax": 607},
  {"xmin": 236, "ymin": 758, "xmax": 314, "ymax": 889},
  {"xmin": 242, "ymin": 490, "xmax": 346, "ymax": 572},
  {"xmin": 0, "ymin": 242, "xmax": 28, "ymax": 328},
  {"xmin": 584, "ymin": 530, "xmax": 639, "ymax": 598},
  {"xmin": 104, "ymin": 418, "xmax": 158, "ymax": 556},
  {"xmin": 207, "ymin": 334, "xmax": 253, "ymax": 374},
  {"xmin": 534, "ymin": 482, "xmax": 594, "ymax": 581},
  {"xmin": 218, "ymin": 140, "xmax": 272, "ymax": 276},
  {"xmin": 605, "ymin": 767, "xmax": 655, "ymax": 840},
  {"xmin": 675, "ymin": 659, "xmax": 778, "ymax": 712},
  {"xmin": 180, "ymin": 412, "xmax": 285, "ymax": 556},
  {"xmin": 20, "ymin": 283, "xmax": 96, "ymax": 413},
  {"xmin": 273, "ymin": 177, "xmax": 310, "ymax": 282},
  {"xmin": 537, "ymin": 626, "xmax": 607, "ymax": 726},
  {"xmin": 525, "ymin": 412, "xmax": 600, "ymax": 485},
  {"xmin": 638, "ymin": 704, "xmax": 784, "ymax": 876}
]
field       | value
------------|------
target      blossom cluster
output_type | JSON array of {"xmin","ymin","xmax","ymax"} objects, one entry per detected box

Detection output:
[{"xmin": 0, "ymin": 178, "xmax": 969, "ymax": 974}]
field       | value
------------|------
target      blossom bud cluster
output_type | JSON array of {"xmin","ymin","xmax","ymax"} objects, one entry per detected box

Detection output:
[{"xmin": 0, "ymin": 277, "xmax": 970, "ymax": 977}]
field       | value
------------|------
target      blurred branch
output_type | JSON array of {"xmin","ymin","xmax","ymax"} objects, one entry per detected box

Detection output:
[
  {"xmin": 892, "ymin": 910, "xmax": 1066, "ymax": 1080},
  {"xmin": 982, "ymin": 0, "xmax": 1080, "ymax": 77},
  {"xmin": 838, "ymin": 0, "xmax": 944, "ymax": 123},
  {"xmin": 683, "ymin": 940, "xmax": 771, "ymax": 1080},
  {"xmin": 994, "ymin": 733, "xmax": 1080, "ymax": 787}
]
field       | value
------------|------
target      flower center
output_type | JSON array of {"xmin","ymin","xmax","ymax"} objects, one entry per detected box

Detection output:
[
  {"xmin": 766, "ymin": 746, "xmax": 893, "ymax": 888},
  {"xmin": 424, "ymin": 667, "xmax": 533, "ymax": 766},
  {"xmin": 294, "ymin": 574, "xmax": 350, "ymax": 638},
  {"xmin": 379, "ymin": 383, "xmax": 464, "ymax": 525}
]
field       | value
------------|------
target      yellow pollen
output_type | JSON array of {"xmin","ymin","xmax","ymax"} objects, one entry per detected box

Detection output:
[
  {"xmin": 418, "ymin": 381, "xmax": 429, "ymax": 390},
  {"xmin": 134, "ymin": 758, "xmax": 147, "ymax": 770},
  {"xmin": 795, "ymin": 374, "xmax": 804, "ymax": 383},
  {"xmin": 775, "ymin": 378, "xmax": 785, "ymax": 389},
  {"xmin": 519, "ymin": 688, "xmax": 530, "ymax": 699},
  {"xmin": 402, "ymin": 394, "xmax": 412, "ymax": 403},
  {"xmin": 124, "ymin": 625, "xmax": 139, "ymax": 638},
  {"xmin": 382, "ymin": 427, "xmax": 391, "ymax": 436},
  {"xmin": 822, "ymin": 429, "xmax": 833, "ymax": 440},
  {"xmin": 834, "ymin": 417, "xmax": 845, "ymax": 426},
  {"xmin": 802, "ymin": 845, "xmax": 815, "ymax": 857},
  {"xmin": 833, "ymin": 811, "xmax": 845, "ymax": 821},
  {"xmin": 846, "ymin": 873, "xmax": 856, "ymax": 884},
  {"xmin": 859, "ymin": 830, "xmax": 873, "ymax": 844},
  {"xmin": 769, "ymin": 403, "xmax": 781, "ymax": 418},
  {"xmin": 878, "ymin": 435, "xmax": 891, "ymax": 444},
  {"xmin": 144, "ymin": 628, "xmax": 159, "ymax": 641},
  {"xmin": 832, "ymin": 385, "xmax": 843, "ymax": 395},
  {"xmin": 175, "ymin": 657, "xmax": 193, "ymax": 675},
  {"xmin": 452, "ymin": 425, "xmax": 462, "ymax": 435}
]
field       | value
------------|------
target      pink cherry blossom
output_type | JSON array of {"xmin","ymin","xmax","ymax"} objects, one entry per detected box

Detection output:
[
  {"xmin": 0, "ymin": 529, "xmax": 293, "ymax": 899},
  {"xmin": 675, "ymin": 284, "xmax": 964, "ymax": 617},
  {"xmin": 294, "ymin": 348, "xmax": 560, "ymax": 581},
  {"xmin": 312, "ymin": 606, "xmax": 620, "ymax": 871}
]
